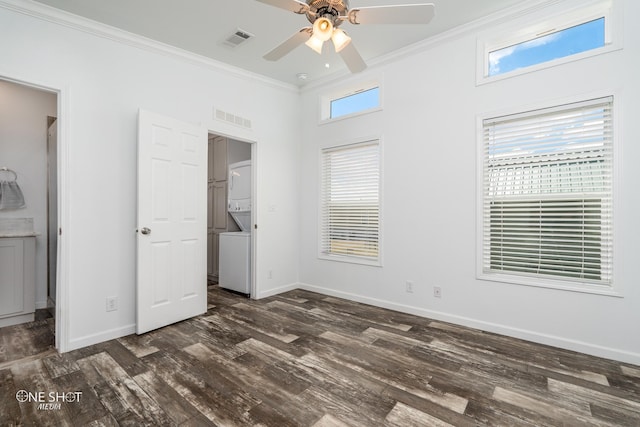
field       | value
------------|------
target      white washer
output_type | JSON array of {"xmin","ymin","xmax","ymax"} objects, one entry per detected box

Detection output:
[{"xmin": 219, "ymin": 231, "xmax": 251, "ymax": 294}]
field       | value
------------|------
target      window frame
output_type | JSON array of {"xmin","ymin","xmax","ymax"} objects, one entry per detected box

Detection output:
[
  {"xmin": 318, "ymin": 137, "xmax": 383, "ymax": 267},
  {"xmin": 319, "ymin": 80, "xmax": 382, "ymax": 124},
  {"xmin": 476, "ymin": 0, "xmax": 621, "ymax": 85},
  {"xmin": 476, "ymin": 93, "xmax": 622, "ymax": 297}
]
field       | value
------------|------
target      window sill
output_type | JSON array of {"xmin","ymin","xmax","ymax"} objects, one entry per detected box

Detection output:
[
  {"xmin": 477, "ymin": 272, "xmax": 622, "ymax": 298},
  {"xmin": 318, "ymin": 106, "xmax": 383, "ymax": 126},
  {"xmin": 318, "ymin": 253, "xmax": 382, "ymax": 267}
]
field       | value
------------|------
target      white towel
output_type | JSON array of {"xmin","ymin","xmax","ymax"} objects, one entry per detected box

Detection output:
[{"xmin": 0, "ymin": 180, "xmax": 26, "ymax": 210}]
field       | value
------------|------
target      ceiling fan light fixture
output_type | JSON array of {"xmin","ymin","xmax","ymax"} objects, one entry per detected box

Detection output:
[
  {"xmin": 258, "ymin": 0, "xmax": 436, "ymax": 75},
  {"xmin": 305, "ymin": 34, "xmax": 324, "ymax": 54},
  {"xmin": 312, "ymin": 17, "xmax": 334, "ymax": 41},
  {"xmin": 331, "ymin": 28, "xmax": 351, "ymax": 52}
]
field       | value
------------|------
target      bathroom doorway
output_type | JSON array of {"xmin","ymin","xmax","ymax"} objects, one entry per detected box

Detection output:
[
  {"xmin": 0, "ymin": 77, "xmax": 61, "ymax": 355},
  {"xmin": 207, "ymin": 133, "xmax": 255, "ymax": 297}
]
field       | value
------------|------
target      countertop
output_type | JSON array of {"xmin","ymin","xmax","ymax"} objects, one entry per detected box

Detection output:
[{"xmin": 0, "ymin": 232, "xmax": 40, "ymax": 238}]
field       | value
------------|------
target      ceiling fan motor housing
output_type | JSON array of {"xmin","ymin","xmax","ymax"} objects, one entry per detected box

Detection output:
[{"xmin": 306, "ymin": 0, "xmax": 349, "ymax": 27}]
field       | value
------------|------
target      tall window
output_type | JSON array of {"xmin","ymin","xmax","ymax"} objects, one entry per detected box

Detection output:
[
  {"xmin": 480, "ymin": 97, "xmax": 613, "ymax": 287},
  {"xmin": 320, "ymin": 140, "xmax": 381, "ymax": 264}
]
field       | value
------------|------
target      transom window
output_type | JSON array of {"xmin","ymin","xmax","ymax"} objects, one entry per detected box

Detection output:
[
  {"xmin": 320, "ymin": 81, "xmax": 382, "ymax": 122},
  {"xmin": 479, "ymin": 97, "xmax": 614, "ymax": 290},
  {"xmin": 477, "ymin": 0, "xmax": 619, "ymax": 84},
  {"xmin": 488, "ymin": 17, "xmax": 605, "ymax": 77},
  {"xmin": 330, "ymin": 87, "xmax": 380, "ymax": 119}
]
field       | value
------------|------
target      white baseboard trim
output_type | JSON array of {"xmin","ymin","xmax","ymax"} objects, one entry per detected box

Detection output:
[
  {"xmin": 35, "ymin": 300, "xmax": 48, "ymax": 310},
  {"xmin": 63, "ymin": 283, "xmax": 298, "ymax": 352},
  {"xmin": 0, "ymin": 313, "xmax": 34, "ymax": 328},
  {"xmin": 298, "ymin": 282, "xmax": 640, "ymax": 366},
  {"xmin": 66, "ymin": 324, "xmax": 136, "ymax": 353},
  {"xmin": 254, "ymin": 282, "xmax": 299, "ymax": 300}
]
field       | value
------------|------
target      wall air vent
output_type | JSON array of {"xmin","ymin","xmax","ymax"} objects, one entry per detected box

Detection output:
[
  {"xmin": 223, "ymin": 29, "xmax": 254, "ymax": 48},
  {"xmin": 214, "ymin": 108, "xmax": 252, "ymax": 130}
]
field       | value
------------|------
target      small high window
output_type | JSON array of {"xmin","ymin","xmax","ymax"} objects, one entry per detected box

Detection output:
[
  {"xmin": 488, "ymin": 18, "xmax": 605, "ymax": 77},
  {"xmin": 477, "ymin": 0, "xmax": 619, "ymax": 84},
  {"xmin": 330, "ymin": 87, "xmax": 380, "ymax": 119},
  {"xmin": 320, "ymin": 81, "xmax": 381, "ymax": 122}
]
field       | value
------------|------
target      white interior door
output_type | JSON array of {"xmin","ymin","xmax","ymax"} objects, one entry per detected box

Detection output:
[{"xmin": 137, "ymin": 109, "xmax": 207, "ymax": 334}]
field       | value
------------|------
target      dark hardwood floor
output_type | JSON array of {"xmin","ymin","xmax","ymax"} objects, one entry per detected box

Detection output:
[{"xmin": 1, "ymin": 285, "xmax": 639, "ymax": 426}]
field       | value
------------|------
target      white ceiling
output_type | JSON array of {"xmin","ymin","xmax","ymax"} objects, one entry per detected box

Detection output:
[{"xmin": 33, "ymin": 0, "xmax": 527, "ymax": 86}]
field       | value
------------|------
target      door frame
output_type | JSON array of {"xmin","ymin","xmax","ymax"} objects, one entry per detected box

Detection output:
[
  {"xmin": 0, "ymin": 72, "xmax": 69, "ymax": 351},
  {"xmin": 206, "ymin": 126, "xmax": 258, "ymax": 298}
]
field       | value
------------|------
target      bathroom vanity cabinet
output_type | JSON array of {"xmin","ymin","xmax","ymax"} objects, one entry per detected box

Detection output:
[{"xmin": 0, "ymin": 235, "xmax": 36, "ymax": 327}]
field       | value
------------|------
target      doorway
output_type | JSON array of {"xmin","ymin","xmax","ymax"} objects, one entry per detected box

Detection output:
[
  {"xmin": 207, "ymin": 133, "xmax": 254, "ymax": 296},
  {"xmin": 0, "ymin": 77, "xmax": 62, "ymax": 354}
]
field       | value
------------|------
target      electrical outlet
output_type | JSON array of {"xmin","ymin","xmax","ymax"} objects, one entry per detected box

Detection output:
[
  {"xmin": 268, "ymin": 269, "xmax": 273, "ymax": 279},
  {"xmin": 433, "ymin": 286, "xmax": 442, "ymax": 298},
  {"xmin": 405, "ymin": 281, "xmax": 414, "ymax": 293},
  {"xmin": 106, "ymin": 296, "xmax": 118, "ymax": 312}
]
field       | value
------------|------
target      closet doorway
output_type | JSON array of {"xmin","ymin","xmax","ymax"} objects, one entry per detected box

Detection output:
[{"xmin": 207, "ymin": 134, "xmax": 255, "ymax": 296}]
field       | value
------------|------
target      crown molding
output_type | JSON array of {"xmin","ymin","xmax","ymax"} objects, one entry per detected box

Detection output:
[
  {"xmin": 0, "ymin": 0, "xmax": 299, "ymax": 93},
  {"xmin": 301, "ymin": 0, "xmax": 565, "ymax": 93}
]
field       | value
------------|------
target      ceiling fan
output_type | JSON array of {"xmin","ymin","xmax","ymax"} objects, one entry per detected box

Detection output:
[{"xmin": 257, "ymin": 0, "xmax": 435, "ymax": 73}]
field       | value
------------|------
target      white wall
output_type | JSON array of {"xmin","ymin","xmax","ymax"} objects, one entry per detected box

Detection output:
[
  {"xmin": 0, "ymin": 2, "xmax": 300, "ymax": 350},
  {"xmin": 228, "ymin": 139, "xmax": 251, "ymax": 165},
  {"xmin": 299, "ymin": 0, "xmax": 640, "ymax": 364},
  {"xmin": 0, "ymin": 80, "xmax": 56, "ymax": 309}
]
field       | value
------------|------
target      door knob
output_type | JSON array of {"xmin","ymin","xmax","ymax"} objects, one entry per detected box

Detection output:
[{"xmin": 141, "ymin": 227, "xmax": 151, "ymax": 235}]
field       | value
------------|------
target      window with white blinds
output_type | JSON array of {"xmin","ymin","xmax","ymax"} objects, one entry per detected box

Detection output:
[
  {"xmin": 481, "ymin": 97, "xmax": 613, "ymax": 286},
  {"xmin": 320, "ymin": 140, "xmax": 381, "ymax": 264}
]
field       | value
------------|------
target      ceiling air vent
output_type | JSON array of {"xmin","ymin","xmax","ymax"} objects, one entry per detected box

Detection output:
[{"xmin": 223, "ymin": 28, "xmax": 254, "ymax": 48}]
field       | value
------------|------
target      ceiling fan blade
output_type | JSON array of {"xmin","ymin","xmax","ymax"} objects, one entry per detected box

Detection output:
[
  {"xmin": 348, "ymin": 4, "xmax": 435, "ymax": 25},
  {"xmin": 254, "ymin": 0, "xmax": 310, "ymax": 14},
  {"xmin": 264, "ymin": 28, "xmax": 312, "ymax": 61},
  {"xmin": 339, "ymin": 42, "xmax": 367, "ymax": 73}
]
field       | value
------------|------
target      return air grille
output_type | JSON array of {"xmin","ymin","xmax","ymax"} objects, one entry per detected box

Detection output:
[{"xmin": 214, "ymin": 108, "xmax": 252, "ymax": 130}]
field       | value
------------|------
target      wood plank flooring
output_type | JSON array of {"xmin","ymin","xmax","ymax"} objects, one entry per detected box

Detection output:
[{"xmin": 1, "ymin": 285, "xmax": 639, "ymax": 426}]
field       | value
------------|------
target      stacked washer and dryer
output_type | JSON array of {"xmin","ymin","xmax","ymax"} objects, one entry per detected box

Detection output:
[{"xmin": 219, "ymin": 160, "xmax": 251, "ymax": 294}]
